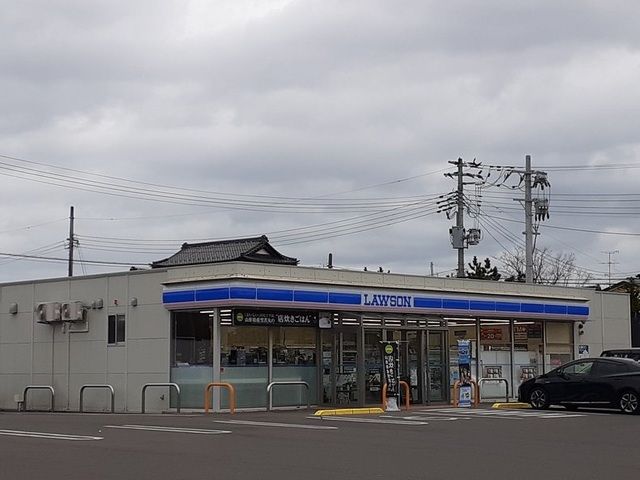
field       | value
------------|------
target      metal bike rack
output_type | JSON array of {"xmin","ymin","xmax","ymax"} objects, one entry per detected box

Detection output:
[
  {"xmin": 381, "ymin": 381, "xmax": 411, "ymax": 411},
  {"xmin": 79, "ymin": 384, "xmax": 115, "ymax": 413},
  {"xmin": 22, "ymin": 385, "xmax": 55, "ymax": 412},
  {"xmin": 204, "ymin": 382, "xmax": 236, "ymax": 414},
  {"xmin": 266, "ymin": 381, "xmax": 309, "ymax": 411},
  {"xmin": 452, "ymin": 380, "xmax": 480, "ymax": 408},
  {"xmin": 478, "ymin": 378, "xmax": 510, "ymax": 403},
  {"xmin": 141, "ymin": 383, "xmax": 181, "ymax": 414}
]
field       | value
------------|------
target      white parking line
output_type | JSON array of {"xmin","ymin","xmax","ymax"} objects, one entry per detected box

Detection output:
[
  {"xmin": 418, "ymin": 408, "xmax": 585, "ymax": 419},
  {"xmin": 104, "ymin": 425, "xmax": 231, "ymax": 435},
  {"xmin": 0, "ymin": 429, "xmax": 103, "ymax": 441},
  {"xmin": 213, "ymin": 420, "xmax": 337, "ymax": 430},
  {"xmin": 310, "ymin": 416, "xmax": 428, "ymax": 426},
  {"xmin": 380, "ymin": 415, "xmax": 461, "ymax": 421}
]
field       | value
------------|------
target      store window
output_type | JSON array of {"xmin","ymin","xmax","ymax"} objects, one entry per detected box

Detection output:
[
  {"xmin": 545, "ymin": 322, "xmax": 574, "ymax": 371},
  {"xmin": 107, "ymin": 314, "xmax": 125, "ymax": 345},
  {"xmin": 448, "ymin": 319, "xmax": 478, "ymax": 386},
  {"xmin": 479, "ymin": 319, "xmax": 511, "ymax": 398},
  {"xmin": 272, "ymin": 327, "xmax": 317, "ymax": 407},
  {"xmin": 220, "ymin": 326, "xmax": 268, "ymax": 409},
  {"xmin": 513, "ymin": 321, "xmax": 543, "ymax": 387},
  {"xmin": 170, "ymin": 311, "xmax": 213, "ymax": 408}
]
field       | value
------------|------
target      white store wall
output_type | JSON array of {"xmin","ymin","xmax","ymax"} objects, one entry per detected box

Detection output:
[{"xmin": 0, "ymin": 262, "xmax": 633, "ymax": 411}]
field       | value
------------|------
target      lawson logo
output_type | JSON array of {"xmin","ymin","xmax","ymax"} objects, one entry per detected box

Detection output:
[{"xmin": 362, "ymin": 293, "xmax": 412, "ymax": 308}]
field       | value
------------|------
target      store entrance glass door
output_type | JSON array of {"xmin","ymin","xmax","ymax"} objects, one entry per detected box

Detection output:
[
  {"xmin": 386, "ymin": 330, "xmax": 422, "ymax": 404},
  {"xmin": 321, "ymin": 328, "xmax": 359, "ymax": 406},
  {"xmin": 426, "ymin": 331, "xmax": 448, "ymax": 403}
]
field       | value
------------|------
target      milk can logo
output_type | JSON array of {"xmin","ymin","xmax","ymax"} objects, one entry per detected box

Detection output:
[{"xmin": 235, "ymin": 312, "xmax": 244, "ymax": 323}]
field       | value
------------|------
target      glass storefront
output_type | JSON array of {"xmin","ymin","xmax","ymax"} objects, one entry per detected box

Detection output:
[
  {"xmin": 271, "ymin": 327, "xmax": 317, "ymax": 408},
  {"xmin": 513, "ymin": 320, "xmax": 543, "ymax": 390},
  {"xmin": 479, "ymin": 319, "xmax": 511, "ymax": 399},
  {"xmin": 170, "ymin": 310, "xmax": 213, "ymax": 408},
  {"xmin": 448, "ymin": 319, "xmax": 478, "ymax": 390},
  {"xmin": 220, "ymin": 326, "xmax": 268, "ymax": 409},
  {"xmin": 545, "ymin": 322, "xmax": 574, "ymax": 372},
  {"xmin": 170, "ymin": 307, "xmax": 577, "ymax": 409}
]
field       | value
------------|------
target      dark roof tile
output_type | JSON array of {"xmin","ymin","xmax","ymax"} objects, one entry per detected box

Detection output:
[{"xmin": 151, "ymin": 235, "xmax": 298, "ymax": 268}]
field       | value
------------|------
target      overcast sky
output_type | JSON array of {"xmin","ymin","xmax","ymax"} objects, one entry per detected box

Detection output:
[{"xmin": 1, "ymin": 0, "xmax": 639, "ymax": 285}]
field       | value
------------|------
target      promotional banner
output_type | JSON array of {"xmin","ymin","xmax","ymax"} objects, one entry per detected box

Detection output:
[
  {"xmin": 381, "ymin": 341, "xmax": 400, "ymax": 411},
  {"xmin": 457, "ymin": 339, "xmax": 472, "ymax": 408},
  {"xmin": 232, "ymin": 310, "xmax": 318, "ymax": 327}
]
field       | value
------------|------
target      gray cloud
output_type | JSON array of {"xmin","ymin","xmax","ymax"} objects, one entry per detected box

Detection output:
[{"xmin": 1, "ymin": 0, "xmax": 639, "ymax": 283}]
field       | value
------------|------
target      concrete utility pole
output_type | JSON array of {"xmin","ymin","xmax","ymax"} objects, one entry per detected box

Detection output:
[
  {"xmin": 455, "ymin": 158, "xmax": 465, "ymax": 278},
  {"xmin": 524, "ymin": 155, "xmax": 534, "ymax": 284},
  {"xmin": 68, "ymin": 206, "xmax": 75, "ymax": 277},
  {"xmin": 601, "ymin": 250, "xmax": 619, "ymax": 287}
]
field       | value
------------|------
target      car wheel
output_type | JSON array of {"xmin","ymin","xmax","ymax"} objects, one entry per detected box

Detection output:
[
  {"xmin": 618, "ymin": 390, "xmax": 639, "ymax": 415},
  {"xmin": 529, "ymin": 388, "xmax": 550, "ymax": 410}
]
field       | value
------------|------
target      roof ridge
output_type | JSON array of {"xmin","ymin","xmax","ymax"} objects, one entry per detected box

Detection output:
[{"xmin": 181, "ymin": 235, "xmax": 267, "ymax": 249}]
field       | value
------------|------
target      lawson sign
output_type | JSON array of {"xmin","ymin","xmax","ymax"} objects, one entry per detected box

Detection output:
[{"xmin": 162, "ymin": 282, "xmax": 590, "ymax": 320}]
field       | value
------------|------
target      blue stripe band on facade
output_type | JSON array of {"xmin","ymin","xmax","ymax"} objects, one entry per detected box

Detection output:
[
  {"xmin": 521, "ymin": 303, "xmax": 545, "ymax": 313},
  {"xmin": 229, "ymin": 287, "xmax": 257, "ymax": 300},
  {"xmin": 568, "ymin": 306, "xmax": 589, "ymax": 316},
  {"xmin": 163, "ymin": 286, "xmax": 590, "ymax": 317},
  {"xmin": 414, "ymin": 297, "xmax": 442, "ymax": 309},
  {"xmin": 442, "ymin": 299, "xmax": 469, "ymax": 310},
  {"xmin": 196, "ymin": 288, "xmax": 230, "ymax": 302},
  {"xmin": 496, "ymin": 302, "xmax": 521, "ymax": 313},
  {"xmin": 163, "ymin": 290, "xmax": 195, "ymax": 303},
  {"xmin": 294, "ymin": 290, "xmax": 329, "ymax": 303},
  {"xmin": 545, "ymin": 304, "xmax": 568, "ymax": 315},
  {"xmin": 469, "ymin": 300, "xmax": 496, "ymax": 311},
  {"xmin": 257, "ymin": 288, "xmax": 294, "ymax": 302},
  {"xmin": 329, "ymin": 292, "xmax": 362, "ymax": 305}
]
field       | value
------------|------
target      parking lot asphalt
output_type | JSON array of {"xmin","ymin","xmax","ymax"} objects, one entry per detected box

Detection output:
[{"xmin": 0, "ymin": 406, "xmax": 638, "ymax": 480}]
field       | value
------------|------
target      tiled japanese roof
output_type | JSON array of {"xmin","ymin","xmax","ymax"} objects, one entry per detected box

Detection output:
[{"xmin": 151, "ymin": 235, "xmax": 298, "ymax": 268}]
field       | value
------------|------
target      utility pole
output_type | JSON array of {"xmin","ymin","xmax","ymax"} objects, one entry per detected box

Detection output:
[
  {"xmin": 67, "ymin": 206, "xmax": 75, "ymax": 277},
  {"xmin": 524, "ymin": 155, "xmax": 534, "ymax": 284},
  {"xmin": 455, "ymin": 158, "xmax": 465, "ymax": 278},
  {"xmin": 601, "ymin": 250, "xmax": 619, "ymax": 287},
  {"xmin": 441, "ymin": 158, "xmax": 483, "ymax": 279}
]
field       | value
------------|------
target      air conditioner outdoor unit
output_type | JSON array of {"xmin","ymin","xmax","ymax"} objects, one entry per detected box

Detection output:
[
  {"xmin": 35, "ymin": 302, "xmax": 62, "ymax": 324},
  {"xmin": 61, "ymin": 301, "xmax": 87, "ymax": 322}
]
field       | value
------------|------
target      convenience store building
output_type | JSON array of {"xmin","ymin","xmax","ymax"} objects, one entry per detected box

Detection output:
[{"xmin": 0, "ymin": 236, "xmax": 631, "ymax": 412}]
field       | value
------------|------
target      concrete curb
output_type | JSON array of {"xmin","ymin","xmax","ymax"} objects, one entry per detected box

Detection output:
[
  {"xmin": 313, "ymin": 407, "xmax": 385, "ymax": 416},
  {"xmin": 491, "ymin": 402, "xmax": 531, "ymax": 409}
]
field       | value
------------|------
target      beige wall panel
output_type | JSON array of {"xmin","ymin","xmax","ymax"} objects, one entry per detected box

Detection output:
[
  {"xmin": 23, "ymin": 377, "xmax": 58, "ymax": 411},
  {"xmin": 68, "ymin": 373, "xmax": 113, "ymax": 412},
  {"xmin": 107, "ymin": 346, "xmax": 127, "ymax": 373},
  {"xmin": 0, "ymin": 374, "xmax": 31, "ymax": 410},
  {"xmin": 128, "ymin": 271, "xmax": 165, "ymax": 306},
  {"xmin": 34, "ymin": 281, "xmax": 69, "ymax": 303},
  {"xmin": 70, "ymin": 340, "xmax": 107, "ymax": 374},
  {"xmin": 127, "ymin": 338, "xmax": 170, "ymax": 374},
  {"xmin": 127, "ymin": 304, "xmax": 170, "ymax": 341},
  {"xmin": 0, "ymin": 313, "xmax": 33, "ymax": 343},
  {"xmin": 33, "ymin": 320, "xmax": 58, "ymax": 342},
  {"xmin": 0, "ymin": 343, "xmax": 31, "ymax": 375},
  {"xmin": 69, "ymin": 277, "xmax": 108, "ymax": 306},
  {"xmin": 106, "ymin": 373, "xmax": 127, "ymax": 411},
  {"xmin": 107, "ymin": 275, "xmax": 128, "ymax": 309},
  {"xmin": 127, "ymin": 373, "xmax": 171, "ymax": 412},
  {"xmin": 0, "ymin": 284, "xmax": 35, "ymax": 315}
]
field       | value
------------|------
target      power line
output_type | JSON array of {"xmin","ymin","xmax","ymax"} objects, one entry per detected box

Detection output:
[{"xmin": 0, "ymin": 251, "xmax": 148, "ymax": 266}]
